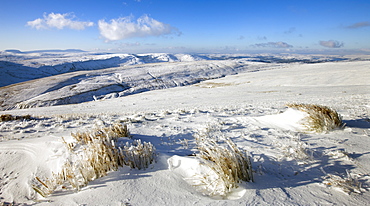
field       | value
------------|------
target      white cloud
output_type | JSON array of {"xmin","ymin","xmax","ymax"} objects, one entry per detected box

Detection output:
[
  {"xmin": 27, "ymin": 13, "xmax": 94, "ymax": 30},
  {"xmin": 27, "ymin": 18, "xmax": 45, "ymax": 30},
  {"xmin": 117, "ymin": 42, "xmax": 141, "ymax": 47},
  {"xmin": 253, "ymin": 41, "xmax": 293, "ymax": 48},
  {"xmin": 319, "ymin": 40, "xmax": 344, "ymax": 48},
  {"xmin": 98, "ymin": 15, "xmax": 180, "ymax": 41}
]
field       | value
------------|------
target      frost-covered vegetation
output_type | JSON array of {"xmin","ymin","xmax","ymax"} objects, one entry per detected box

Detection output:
[
  {"xmin": 322, "ymin": 169, "xmax": 365, "ymax": 194},
  {"xmin": 192, "ymin": 128, "xmax": 253, "ymax": 197},
  {"xmin": 33, "ymin": 123, "xmax": 156, "ymax": 197},
  {"xmin": 286, "ymin": 103, "xmax": 343, "ymax": 133}
]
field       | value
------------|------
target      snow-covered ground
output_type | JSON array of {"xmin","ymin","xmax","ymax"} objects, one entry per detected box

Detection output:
[
  {"xmin": 0, "ymin": 52, "xmax": 369, "ymax": 205},
  {"xmin": 0, "ymin": 51, "xmax": 208, "ymax": 88}
]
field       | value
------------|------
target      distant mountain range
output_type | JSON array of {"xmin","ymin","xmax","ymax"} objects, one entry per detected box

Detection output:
[{"xmin": 4, "ymin": 49, "xmax": 86, "ymax": 53}]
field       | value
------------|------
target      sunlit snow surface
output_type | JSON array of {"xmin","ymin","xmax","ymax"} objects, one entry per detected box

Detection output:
[{"xmin": 0, "ymin": 51, "xmax": 370, "ymax": 205}]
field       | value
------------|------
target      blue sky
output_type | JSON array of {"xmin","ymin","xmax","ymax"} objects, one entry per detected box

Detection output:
[{"xmin": 1, "ymin": 0, "xmax": 370, "ymax": 53}]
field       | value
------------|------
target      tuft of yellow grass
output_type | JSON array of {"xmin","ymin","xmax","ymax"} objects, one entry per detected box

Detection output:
[
  {"xmin": 0, "ymin": 114, "xmax": 32, "ymax": 121},
  {"xmin": 286, "ymin": 103, "xmax": 343, "ymax": 133},
  {"xmin": 194, "ymin": 130, "xmax": 253, "ymax": 197},
  {"xmin": 33, "ymin": 123, "xmax": 155, "ymax": 198},
  {"xmin": 71, "ymin": 123, "xmax": 131, "ymax": 146}
]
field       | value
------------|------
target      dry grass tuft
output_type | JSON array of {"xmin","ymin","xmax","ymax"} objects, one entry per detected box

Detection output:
[
  {"xmin": 193, "ymin": 130, "xmax": 253, "ymax": 197},
  {"xmin": 33, "ymin": 123, "xmax": 155, "ymax": 198},
  {"xmin": 286, "ymin": 103, "xmax": 343, "ymax": 133},
  {"xmin": 0, "ymin": 114, "xmax": 32, "ymax": 121},
  {"xmin": 71, "ymin": 123, "xmax": 131, "ymax": 146}
]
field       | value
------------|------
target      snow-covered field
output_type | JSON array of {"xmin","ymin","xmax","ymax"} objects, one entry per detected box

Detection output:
[{"xmin": 0, "ymin": 51, "xmax": 369, "ymax": 205}]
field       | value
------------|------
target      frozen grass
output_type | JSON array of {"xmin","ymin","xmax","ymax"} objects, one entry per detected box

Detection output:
[
  {"xmin": 70, "ymin": 123, "xmax": 131, "ymax": 146},
  {"xmin": 33, "ymin": 123, "xmax": 156, "ymax": 198},
  {"xmin": 286, "ymin": 103, "xmax": 343, "ymax": 133},
  {"xmin": 278, "ymin": 137, "xmax": 312, "ymax": 162},
  {"xmin": 193, "ymin": 128, "xmax": 253, "ymax": 197},
  {"xmin": 120, "ymin": 139, "xmax": 157, "ymax": 170},
  {"xmin": 322, "ymin": 169, "xmax": 364, "ymax": 194}
]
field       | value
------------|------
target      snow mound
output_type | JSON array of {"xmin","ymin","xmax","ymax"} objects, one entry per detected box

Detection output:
[
  {"xmin": 248, "ymin": 108, "xmax": 308, "ymax": 131},
  {"xmin": 250, "ymin": 105, "xmax": 344, "ymax": 133},
  {"xmin": 0, "ymin": 136, "xmax": 68, "ymax": 202},
  {"xmin": 168, "ymin": 155, "xmax": 247, "ymax": 200}
]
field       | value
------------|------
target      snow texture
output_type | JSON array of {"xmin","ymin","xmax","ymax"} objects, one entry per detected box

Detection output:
[{"xmin": 0, "ymin": 51, "xmax": 370, "ymax": 205}]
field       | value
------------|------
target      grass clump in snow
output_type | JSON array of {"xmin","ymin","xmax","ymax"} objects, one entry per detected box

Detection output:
[
  {"xmin": 275, "ymin": 133, "xmax": 314, "ymax": 163},
  {"xmin": 0, "ymin": 114, "xmax": 32, "ymax": 121},
  {"xmin": 322, "ymin": 169, "xmax": 365, "ymax": 194},
  {"xmin": 120, "ymin": 139, "xmax": 157, "ymax": 170},
  {"xmin": 193, "ymin": 129, "xmax": 253, "ymax": 197},
  {"xmin": 70, "ymin": 123, "xmax": 131, "ymax": 146},
  {"xmin": 33, "ymin": 123, "xmax": 156, "ymax": 198},
  {"xmin": 286, "ymin": 103, "xmax": 343, "ymax": 133},
  {"xmin": 279, "ymin": 138, "xmax": 312, "ymax": 162}
]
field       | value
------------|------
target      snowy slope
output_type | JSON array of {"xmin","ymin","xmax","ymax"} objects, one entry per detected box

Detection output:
[
  {"xmin": 0, "ymin": 59, "xmax": 276, "ymax": 110},
  {"xmin": 0, "ymin": 51, "xmax": 211, "ymax": 88},
  {"xmin": 1, "ymin": 51, "xmax": 367, "ymax": 111},
  {"xmin": 0, "ymin": 54, "xmax": 369, "ymax": 205},
  {"xmin": 1, "ymin": 50, "xmax": 363, "ymax": 88}
]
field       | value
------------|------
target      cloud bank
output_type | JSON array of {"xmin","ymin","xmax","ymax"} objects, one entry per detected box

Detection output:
[
  {"xmin": 252, "ymin": 41, "xmax": 293, "ymax": 48},
  {"xmin": 319, "ymin": 40, "xmax": 344, "ymax": 48},
  {"xmin": 98, "ymin": 15, "xmax": 180, "ymax": 41},
  {"xmin": 346, "ymin": 21, "xmax": 370, "ymax": 29},
  {"xmin": 27, "ymin": 13, "xmax": 94, "ymax": 30}
]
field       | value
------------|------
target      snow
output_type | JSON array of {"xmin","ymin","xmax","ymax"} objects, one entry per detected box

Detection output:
[
  {"xmin": 0, "ymin": 51, "xmax": 212, "ymax": 88},
  {"xmin": 0, "ymin": 51, "xmax": 370, "ymax": 205},
  {"xmin": 248, "ymin": 108, "xmax": 309, "ymax": 131}
]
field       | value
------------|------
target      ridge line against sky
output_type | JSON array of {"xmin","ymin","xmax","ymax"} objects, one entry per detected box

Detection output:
[{"xmin": 1, "ymin": 0, "xmax": 370, "ymax": 53}]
